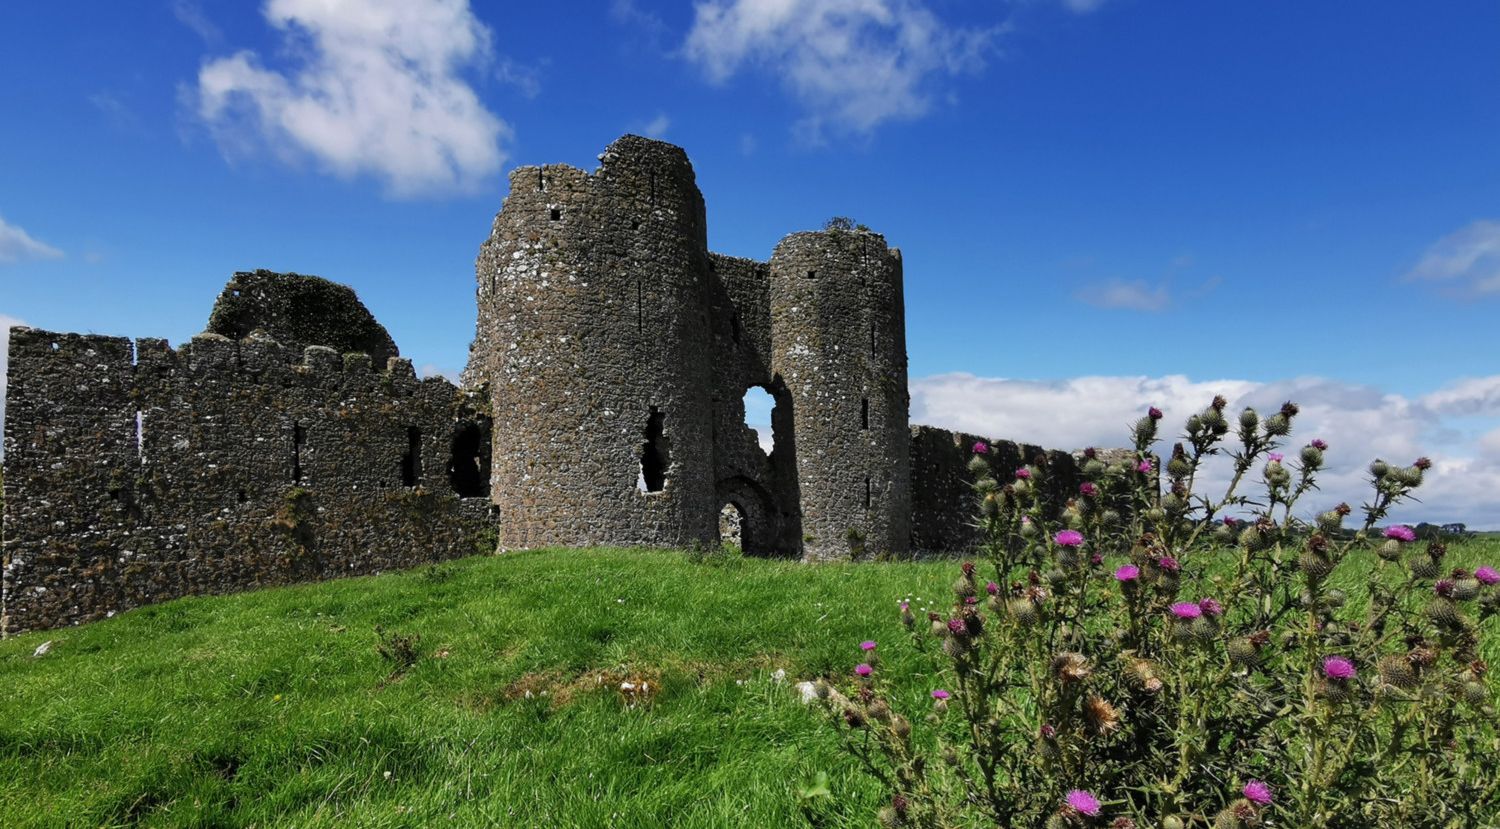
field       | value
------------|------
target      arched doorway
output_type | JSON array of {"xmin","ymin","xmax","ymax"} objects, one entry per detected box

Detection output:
[{"xmin": 719, "ymin": 501, "xmax": 746, "ymax": 551}]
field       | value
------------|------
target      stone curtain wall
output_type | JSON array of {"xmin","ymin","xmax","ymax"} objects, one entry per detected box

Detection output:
[
  {"xmin": 2, "ymin": 327, "xmax": 495, "ymax": 635},
  {"xmin": 908, "ymin": 425, "xmax": 1082, "ymax": 555}
]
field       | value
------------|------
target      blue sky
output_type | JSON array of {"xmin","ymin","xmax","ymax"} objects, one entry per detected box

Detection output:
[{"xmin": 2, "ymin": 0, "xmax": 1499, "ymax": 524}]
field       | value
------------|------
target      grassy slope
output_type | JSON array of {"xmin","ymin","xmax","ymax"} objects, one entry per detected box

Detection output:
[{"xmin": 2, "ymin": 541, "xmax": 1497, "ymax": 828}]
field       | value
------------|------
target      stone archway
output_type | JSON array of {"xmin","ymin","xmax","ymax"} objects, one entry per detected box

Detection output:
[{"xmin": 716, "ymin": 475, "xmax": 786, "ymax": 557}]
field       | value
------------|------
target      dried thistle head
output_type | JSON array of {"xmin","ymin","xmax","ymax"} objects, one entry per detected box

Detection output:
[
  {"xmin": 1083, "ymin": 695, "xmax": 1122, "ymax": 737},
  {"xmin": 1051, "ymin": 651, "xmax": 1092, "ymax": 684}
]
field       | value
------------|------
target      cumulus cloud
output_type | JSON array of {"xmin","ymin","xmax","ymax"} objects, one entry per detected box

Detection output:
[
  {"xmin": 172, "ymin": 0, "xmax": 222, "ymax": 43},
  {"xmin": 0, "ymin": 217, "xmax": 63, "ymax": 264},
  {"xmin": 193, "ymin": 0, "xmax": 510, "ymax": 197},
  {"xmin": 639, "ymin": 113, "xmax": 671, "ymax": 138},
  {"xmin": 1074, "ymin": 278, "xmax": 1171, "ymax": 311},
  {"xmin": 683, "ymin": 0, "xmax": 1002, "ymax": 137},
  {"xmin": 1405, "ymin": 219, "xmax": 1500, "ymax": 295},
  {"xmin": 911, "ymin": 372, "xmax": 1500, "ymax": 526}
]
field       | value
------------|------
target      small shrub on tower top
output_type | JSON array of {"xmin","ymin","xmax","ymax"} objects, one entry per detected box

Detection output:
[{"xmin": 815, "ymin": 399, "xmax": 1500, "ymax": 828}]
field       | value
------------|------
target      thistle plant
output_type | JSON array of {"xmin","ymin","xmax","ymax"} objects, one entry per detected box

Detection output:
[{"xmin": 815, "ymin": 400, "xmax": 1499, "ymax": 828}]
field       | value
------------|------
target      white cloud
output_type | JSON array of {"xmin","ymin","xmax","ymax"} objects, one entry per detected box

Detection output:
[
  {"xmin": 0, "ymin": 217, "xmax": 63, "ymax": 265},
  {"xmin": 1075, "ymin": 278, "xmax": 1171, "ymax": 311},
  {"xmin": 639, "ymin": 113, "xmax": 671, "ymax": 138},
  {"xmin": 1405, "ymin": 219, "xmax": 1500, "ymax": 295},
  {"xmin": 683, "ymin": 0, "xmax": 1002, "ymax": 136},
  {"xmin": 1059, "ymin": 0, "xmax": 1107, "ymax": 13},
  {"xmin": 193, "ymin": 0, "xmax": 510, "ymax": 197},
  {"xmin": 911, "ymin": 372, "xmax": 1500, "ymax": 527},
  {"xmin": 172, "ymin": 0, "xmax": 222, "ymax": 43},
  {"xmin": 1, "ymin": 314, "xmax": 28, "ymax": 445}
]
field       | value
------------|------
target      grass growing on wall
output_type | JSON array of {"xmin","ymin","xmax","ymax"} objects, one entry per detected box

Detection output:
[{"xmin": 1, "ymin": 542, "xmax": 1497, "ymax": 828}]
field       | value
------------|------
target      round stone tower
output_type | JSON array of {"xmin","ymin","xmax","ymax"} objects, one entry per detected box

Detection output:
[
  {"xmin": 470, "ymin": 135, "xmax": 719, "ymax": 549},
  {"xmin": 769, "ymin": 230, "xmax": 911, "ymax": 560}
]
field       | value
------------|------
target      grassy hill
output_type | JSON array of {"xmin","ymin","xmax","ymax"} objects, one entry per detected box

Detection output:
[{"xmin": 2, "ymin": 541, "xmax": 1497, "ymax": 828}]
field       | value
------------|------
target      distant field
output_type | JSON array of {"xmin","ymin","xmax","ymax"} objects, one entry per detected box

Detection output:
[{"xmin": 1, "ymin": 541, "xmax": 1496, "ymax": 828}]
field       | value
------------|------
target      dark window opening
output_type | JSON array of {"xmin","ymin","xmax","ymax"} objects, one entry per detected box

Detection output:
[
  {"xmin": 861, "ymin": 398, "xmax": 870, "ymax": 430},
  {"xmin": 448, "ymin": 421, "xmax": 490, "ymax": 498},
  {"xmin": 292, "ymin": 422, "xmax": 305, "ymax": 483},
  {"xmin": 401, "ymin": 427, "xmax": 422, "ymax": 487},
  {"xmin": 237, "ymin": 489, "xmax": 249, "ymax": 504},
  {"xmin": 807, "ymin": 269, "xmax": 817, "ymax": 279},
  {"xmin": 135, "ymin": 411, "xmax": 145, "ymax": 463},
  {"xmin": 537, "ymin": 168, "xmax": 545, "ymax": 191},
  {"xmin": 632, "ymin": 220, "xmax": 642, "ymax": 231},
  {"xmin": 549, "ymin": 207, "xmax": 561, "ymax": 221},
  {"xmin": 636, "ymin": 281, "xmax": 643, "ymax": 333},
  {"xmin": 638, "ymin": 406, "xmax": 669, "ymax": 493},
  {"xmin": 870, "ymin": 321, "xmax": 876, "ymax": 353},
  {"xmin": 864, "ymin": 477, "xmax": 872, "ymax": 510}
]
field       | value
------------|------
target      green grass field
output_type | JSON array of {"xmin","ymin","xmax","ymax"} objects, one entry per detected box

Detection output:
[{"xmin": 2, "ymin": 540, "xmax": 1497, "ymax": 828}]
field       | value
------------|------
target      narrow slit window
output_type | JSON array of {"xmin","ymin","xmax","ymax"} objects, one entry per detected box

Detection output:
[
  {"xmin": 292, "ymin": 423, "xmax": 306, "ymax": 483},
  {"xmin": 537, "ymin": 168, "xmax": 545, "ymax": 191},
  {"xmin": 549, "ymin": 207, "xmax": 562, "ymax": 221},
  {"xmin": 401, "ymin": 427, "xmax": 421, "ymax": 487},
  {"xmin": 870, "ymin": 321, "xmax": 876, "ymax": 353},
  {"xmin": 135, "ymin": 411, "xmax": 145, "ymax": 463},
  {"xmin": 861, "ymin": 398, "xmax": 869, "ymax": 430},
  {"xmin": 807, "ymin": 269, "xmax": 816, "ymax": 279},
  {"xmin": 636, "ymin": 281, "xmax": 643, "ymax": 333},
  {"xmin": 864, "ymin": 477, "xmax": 872, "ymax": 510}
]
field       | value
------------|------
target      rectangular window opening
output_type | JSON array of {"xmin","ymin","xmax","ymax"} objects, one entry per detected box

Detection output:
[
  {"xmin": 292, "ymin": 422, "xmax": 305, "ymax": 483},
  {"xmin": 861, "ymin": 398, "xmax": 870, "ymax": 430},
  {"xmin": 549, "ymin": 207, "xmax": 561, "ymax": 221},
  {"xmin": 135, "ymin": 411, "xmax": 145, "ymax": 463},
  {"xmin": 636, "ymin": 281, "xmax": 643, "ymax": 333},
  {"xmin": 401, "ymin": 426, "xmax": 422, "ymax": 487},
  {"xmin": 807, "ymin": 269, "xmax": 816, "ymax": 279},
  {"xmin": 864, "ymin": 477, "xmax": 872, "ymax": 510}
]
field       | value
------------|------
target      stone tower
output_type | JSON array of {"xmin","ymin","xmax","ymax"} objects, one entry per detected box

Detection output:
[
  {"xmin": 470, "ymin": 136, "xmax": 721, "ymax": 550},
  {"xmin": 467, "ymin": 134, "xmax": 910, "ymax": 559},
  {"xmin": 769, "ymin": 232, "xmax": 911, "ymax": 560}
]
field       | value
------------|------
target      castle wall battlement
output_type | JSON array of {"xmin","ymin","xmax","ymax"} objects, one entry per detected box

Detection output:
[{"xmin": 2, "ymin": 326, "xmax": 494, "ymax": 635}]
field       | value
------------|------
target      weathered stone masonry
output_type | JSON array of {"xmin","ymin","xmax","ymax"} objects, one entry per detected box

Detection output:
[{"xmin": 4, "ymin": 135, "xmax": 1086, "ymax": 635}]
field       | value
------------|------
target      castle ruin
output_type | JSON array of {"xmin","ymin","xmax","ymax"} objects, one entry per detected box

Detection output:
[{"xmin": 2, "ymin": 136, "xmax": 1080, "ymax": 635}]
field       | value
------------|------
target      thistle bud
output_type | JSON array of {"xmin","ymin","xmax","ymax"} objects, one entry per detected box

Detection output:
[
  {"xmin": 1201, "ymin": 406, "xmax": 1227, "ymax": 433},
  {"xmin": 1238, "ymin": 524, "xmax": 1264, "ymax": 551},
  {"xmin": 1083, "ymin": 459, "xmax": 1106, "ymax": 477},
  {"xmin": 900, "ymin": 603, "xmax": 915, "ymax": 628},
  {"xmin": 1228, "ymin": 636, "xmax": 1263, "ymax": 668},
  {"xmin": 891, "ymin": 714, "xmax": 912, "ymax": 739},
  {"xmin": 1316, "ymin": 509, "xmax": 1344, "ymax": 534},
  {"xmin": 1377, "ymin": 540, "xmax": 1402, "ymax": 562},
  {"xmin": 1301, "ymin": 444, "xmax": 1324, "ymax": 469},
  {"xmin": 1370, "ymin": 459, "xmax": 1389, "ymax": 478},
  {"xmin": 1409, "ymin": 554, "xmax": 1440, "ymax": 580},
  {"xmin": 967, "ymin": 455, "xmax": 990, "ymax": 476},
  {"xmin": 1428, "ymin": 598, "xmax": 1464, "ymax": 629},
  {"xmin": 1453, "ymin": 578, "xmax": 1481, "ymax": 601},
  {"xmin": 1239, "ymin": 408, "xmax": 1259, "ymax": 431},
  {"xmin": 1164, "ymin": 818, "xmax": 1185, "ymax": 829},
  {"xmin": 868, "ymin": 698, "xmax": 892, "ymax": 723},
  {"xmin": 1133, "ymin": 415, "xmax": 1158, "ymax": 446},
  {"xmin": 1013, "ymin": 478, "xmax": 1031, "ymax": 496},
  {"xmin": 1264, "ymin": 413, "xmax": 1290, "ymax": 437},
  {"xmin": 1020, "ymin": 516, "xmax": 1039, "ymax": 538},
  {"xmin": 952, "ymin": 575, "xmax": 976, "ymax": 599},
  {"xmin": 1102, "ymin": 509, "xmax": 1122, "ymax": 526},
  {"xmin": 1377, "ymin": 654, "xmax": 1418, "ymax": 690},
  {"xmin": 1007, "ymin": 598, "xmax": 1040, "ymax": 626},
  {"xmin": 1462, "ymin": 681, "xmax": 1488, "ymax": 707},
  {"xmin": 1146, "ymin": 507, "xmax": 1167, "ymax": 523},
  {"xmin": 1212, "ymin": 800, "xmax": 1259, "ymax": 829},
  {"xmin": 980, "ymin": 492, "xmax": 1000, "ymax": 518}
]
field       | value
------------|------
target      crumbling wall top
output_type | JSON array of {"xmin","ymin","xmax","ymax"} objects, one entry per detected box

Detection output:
[{"xmin": 203, "ymin": 270, "xmax": 399, "ymax": 367}]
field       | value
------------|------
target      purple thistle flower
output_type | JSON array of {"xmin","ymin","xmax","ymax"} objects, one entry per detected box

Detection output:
[
  {"xmin": 1322, "ymin": 655, "xmax": 1356, "ymax": 681},
  {"xmin": 986, "ymin": 581, "xmax": 1000, "ymax": 595},
  {"xmin": 947, "ymin": 618, "xmax": 966, "ymax": 635},
  {"xmin": 1243, "ymin": 780, "xmax": 1273, "ymax": 806},
  {"xmin": 1476, "ymin": 566, "xmax": 1500, "ymax": 586},
  {"xmin": 1080, "ymin": 481, "xmax": 1099, "ymax": 497},
  {"xmin": 1090, "ymin": 553, "xmax": 1104, "ymax": 566},
  {"xmin": 963, "ymin": 596, "xmax": 978, "ymax": 606},
  {"xmin": 1055, "ymin": 530, "xmax": 1084, "ymax": 548},
  {"xmin": 860, "ymin": 640, "xmax": 877, "ymax": 652},
  {"xmin": 1435, "ymin": 579, "xmax": 1455, "ymax": 598},
  {"xmin": 1198, "ymin": 597, "xmax": 1224, "ymax": 617},
  {"xmin": 1115, "ymin": 564, "xmax": 1140, "ymax": 582},
  {"xmin": 1148, "ymin": 406, "xmax": 1163, "ymax": 420},
  {"xmin": 899, "ymin": 601, "xmax": 909, "ymax": 611},
  {"xmin": 1015, "ymin": 467, "xmax": 1032, "ymax": 480},
  {"xmin": 1268, "ymin": 453, "xmax": 1284, "ymax": 463},
  {"xmin": 1384, "ymin": 525, "xmax": 1417, "ymax": 543},
  {"xmin": 1169, "ymin": 602, "xmax": 1203, "ymax": 620},
  {"xmin": 1136, "ymin": 459, "xmax": 1153, "ymax": 473},
  {"xmin": 1065, "ymin": 789, "xmax": 1102, "ymax": 817},
  {"xmin": 855, "ymin": 663, "xmax": 873, "ymax": 677},
  {"xmin": 1157, "ymin": 555, "xmax": 1180, "ymax": 573},
  {"xmin": 1414, "ymin": 456, "xmax": 1432, "ymax": 470},
  {"xmin": 1223, "ymin": 516, "xmax": 1239, "ymax": 526},
  {"xmin": 973, "ymin": 441, "xmax": 989, "ymax": 455},
  {"xmin": 1040, "ymin": 723, "xmax": 1057, "ymax": 739},
  {"xmin": 931, "ymin": 689, "xmax": 950, "ymax": 700},
  {"xmin": 1311, "ymin": 438, "xmax": 1328, "ymax": 450}
]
